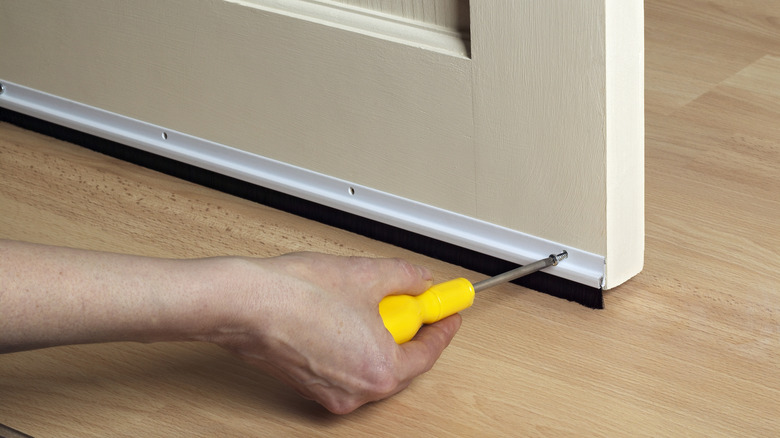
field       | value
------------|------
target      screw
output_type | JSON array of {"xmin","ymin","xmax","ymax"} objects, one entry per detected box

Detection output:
[
  {"xmin": 0, "ymin": 83, "xmax": 5, "ymax": 95},
  {"xmin": 550, "ymin": 250, "xmax": 568, "ymax": 266}
]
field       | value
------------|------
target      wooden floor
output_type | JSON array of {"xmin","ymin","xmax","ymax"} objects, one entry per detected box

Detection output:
[{"xmin": 1, "ymin": 0, "xmax": 778, "ymax": 436}]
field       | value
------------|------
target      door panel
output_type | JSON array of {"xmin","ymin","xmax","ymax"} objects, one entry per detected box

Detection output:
[
  {"xmin": 0, "ymin": 0, "xmax": 644, "ymax": 288},
  {"xmin": 0, "ymin": 0, "xmax": 476, "ymax": 213}
]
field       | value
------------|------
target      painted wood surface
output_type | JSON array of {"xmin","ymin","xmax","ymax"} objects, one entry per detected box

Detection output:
[
  {"xmin": 472, "ymin": 0, "xmax": 608, "ymax": 274},
  {"xmin": 325, "ymin": 0, "xmax": 470, "ymax": 31},
  {"xmin": 0, "ymin": 0, "xmax": 643, "ymax": 288},
  {"xmin": 605, "ymin": 0, "xmax": 645, "ymax": 286},
  {"xmin": 0, "ymin": 0, "xmax": 475, "ymax": 214}
]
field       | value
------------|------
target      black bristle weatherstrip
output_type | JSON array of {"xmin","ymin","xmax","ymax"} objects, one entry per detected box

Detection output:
[
  {"xmin": 0, "ymin": 423, "xmax": 34, "ymax": 438},
  {"xmin": 1, "ymin": 108, "xmax": 604, "ymax": 309}
]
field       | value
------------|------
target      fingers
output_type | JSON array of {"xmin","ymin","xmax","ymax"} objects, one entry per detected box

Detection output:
[
  {"xmin": 250, "ymin": 252, "xmax": 456, "ymax": 414},
  {"xmin": 367, "ymin": 258, "xmax": 434, "ymax": 299},
  {"xmin": 396, "ymin": 314, "xmax": 462, "ymax": 378},
  {"xmin": 333, "ymin": 315, "xmax": 461, "ymax": 413}
]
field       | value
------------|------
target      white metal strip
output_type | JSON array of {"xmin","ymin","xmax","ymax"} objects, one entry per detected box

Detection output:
[{"xmin": 0, "ymin": 80, "xmax": 605, "ymax": 288}]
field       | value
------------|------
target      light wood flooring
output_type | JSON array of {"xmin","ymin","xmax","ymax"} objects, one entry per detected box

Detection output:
[{"xmin": 1, "ymin": 0, "xmax": 778, "ymax": 436}]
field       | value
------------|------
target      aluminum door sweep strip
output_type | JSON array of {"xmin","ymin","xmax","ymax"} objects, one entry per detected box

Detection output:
[{"xmin": 0, "ymin": 80, "xmax": 606, "ymax": 288}]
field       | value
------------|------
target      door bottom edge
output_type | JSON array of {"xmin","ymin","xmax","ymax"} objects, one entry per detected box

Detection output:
[{"xmin": 0, "ymin": 80, "xmax": 605, "ymax": 307}]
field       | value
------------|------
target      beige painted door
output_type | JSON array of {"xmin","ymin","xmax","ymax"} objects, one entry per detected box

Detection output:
[{"xmin": 0, "ymin": 0, "xmax": 644, "ymax": 288}]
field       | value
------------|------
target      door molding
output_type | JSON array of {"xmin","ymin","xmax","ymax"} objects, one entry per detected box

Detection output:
[
  {"xmin": 231, "ymin": 0, "xmax": 470, "ymax": 57},
  {"xmin": 0, "ymin": 80, "xmax": 605, "ymax": 288}
]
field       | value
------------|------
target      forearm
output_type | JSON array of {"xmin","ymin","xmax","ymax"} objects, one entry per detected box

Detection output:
[
  {"xmin": 0, "ymin": 239, "xmax": 238, "ymax": 353},
  {"xmin": 0, "ymin": 240, "xmax": 460, "ymax": 413}
]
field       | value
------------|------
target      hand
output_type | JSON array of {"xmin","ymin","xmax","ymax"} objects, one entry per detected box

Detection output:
[
  {"xmin": 210, "ymin": 252, "xmax": 462, "ymax": 414},
  {"xmin": 0, "ymin": 241, "xmax": 461, "ymax": 414}
]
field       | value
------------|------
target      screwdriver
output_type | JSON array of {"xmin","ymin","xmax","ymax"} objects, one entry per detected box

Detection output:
[{"xmin": 379, "ymin": 251, "xmax": 569, "ymax": 344}]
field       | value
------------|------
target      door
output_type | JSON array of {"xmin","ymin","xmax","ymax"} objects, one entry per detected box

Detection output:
[{"xmin": 0, "ymin": 0, "xmax": 644, "ymax": 289}]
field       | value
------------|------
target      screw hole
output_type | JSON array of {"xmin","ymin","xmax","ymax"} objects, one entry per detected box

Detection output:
[
  {"xmin": 348, "ymin": 187, "xmax": 355, "ymax": 195},
  {"xmin": 0, "ymin": 83, "xmax": 5, "ymax": 95},
  {"xmin": 161, "ymin": 132, "xmax": 168, "ymax": 140}
]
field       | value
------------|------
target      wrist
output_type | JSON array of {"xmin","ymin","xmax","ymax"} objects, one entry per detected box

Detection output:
[{"xmin": 178, "ymin": 256, "xmax": 273, "ymax": 348}]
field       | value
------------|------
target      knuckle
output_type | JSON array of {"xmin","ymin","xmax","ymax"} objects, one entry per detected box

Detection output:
[
  {"xmin": 365, "ymin": 361, "xmax": 402, "ymax": 396},
  {"xmin": 324, "ymin": 398, "xmax": 360, "ymax": 415},
  {"xmin": 391, "ymin": 258, "xmax": 424, "ymax": 285},
  {"xmin": 371, "ymin": 373, "xmax": 400, "ymax": 395},
  {"xmin": 394, "ymin": 257, "xmax": 416, "ymax": 275}
]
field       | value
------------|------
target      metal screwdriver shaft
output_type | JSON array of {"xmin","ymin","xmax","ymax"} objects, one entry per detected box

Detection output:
[
  {"xmin": 380, "ymin": 250, "xmax": 569, "ymax": 343},
  {"xmin": 472, "ymin": 251, "xmax": 568, "ymax": 293}
]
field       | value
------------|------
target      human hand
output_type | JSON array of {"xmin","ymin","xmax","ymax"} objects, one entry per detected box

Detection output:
[
  {"xmin": 210, "ymin": 252, "xmax": 462, "ymax": 414},
  {"xmin": 0, "ymin": 241, "xmax": 460, "ymax": 414}
]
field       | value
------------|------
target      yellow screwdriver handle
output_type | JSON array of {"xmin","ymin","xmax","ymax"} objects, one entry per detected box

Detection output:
[{"xmin": 379, "ymin": 278, "xmax": 475, "ymax": 344}]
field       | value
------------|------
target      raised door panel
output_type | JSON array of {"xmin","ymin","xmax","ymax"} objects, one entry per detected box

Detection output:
[{"xmin": 0, "ymin": 0, "xmax": 476, "ymax": 213}]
